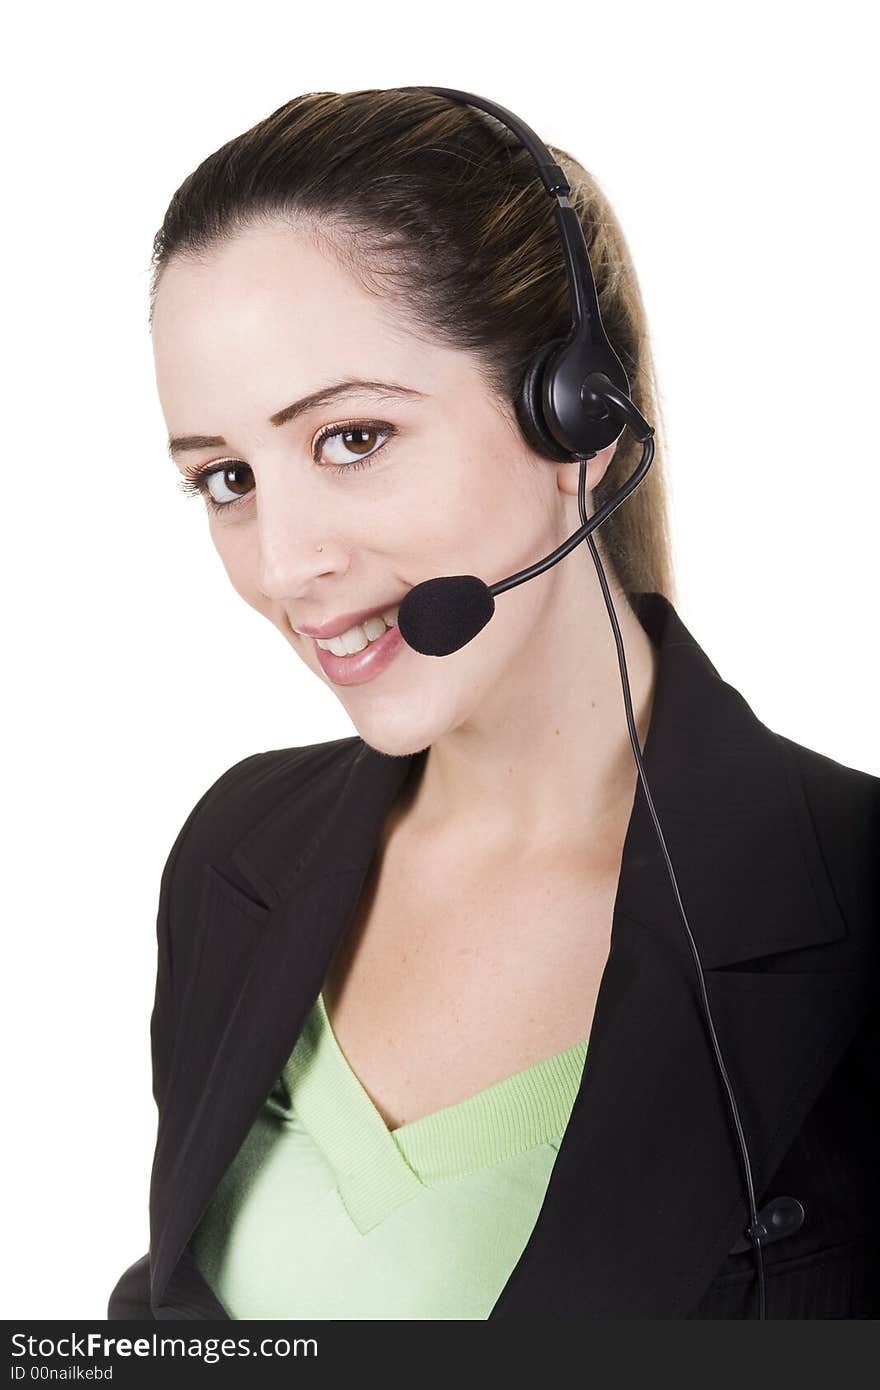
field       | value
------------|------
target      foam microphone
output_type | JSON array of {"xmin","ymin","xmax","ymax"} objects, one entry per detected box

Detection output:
[
  {"xmin": 397, "ymin": 575, "xmax": 495, "ymax": 657},
  {"xmin": 397, "ymin": 416, "xmax": 656, "ymax": 657}
]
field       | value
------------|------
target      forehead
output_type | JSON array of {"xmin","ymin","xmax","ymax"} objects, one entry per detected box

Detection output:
[
  {"xmin": 151, "ymin": 223, "xmax": 435, "ymax": 416},
  {"xmin": 154, "ymin": 223, "xmax": 378, "ymax": 327}
]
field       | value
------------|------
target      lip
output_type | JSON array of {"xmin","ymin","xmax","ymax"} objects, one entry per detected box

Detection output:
[
  {"xmin": 293, "ymin": 600, "xmax": 401, "ymax": 641},
  {"xmin": 310, "ymin": 621, "xmax": 405, "ymax": 686}
]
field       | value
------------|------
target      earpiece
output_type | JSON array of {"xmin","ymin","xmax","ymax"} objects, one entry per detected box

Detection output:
[
  {"xmin": 518, "ymin": 326, "xmax": 632, "ymax": 460},
  {"xmin": 514, "ymin": 337, "xmax": 574, "ymax": 461}
]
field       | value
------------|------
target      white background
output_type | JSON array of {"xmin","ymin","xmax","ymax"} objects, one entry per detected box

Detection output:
[{"xmin": 3, "ymin": 0, "xmax": 877, "ymax": 1319}]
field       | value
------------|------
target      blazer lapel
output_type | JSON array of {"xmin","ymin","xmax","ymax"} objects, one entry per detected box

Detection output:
[{"xmin": 149, "ymin": 593, "xmax": 868, "ymax": 1319}]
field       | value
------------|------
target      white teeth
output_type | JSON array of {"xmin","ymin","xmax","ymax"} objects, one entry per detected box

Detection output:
[
  {"xmin": 316, "ymin": 604, "xmax": 400, "ymax": 656},
  {"xmin": 362, "ymin": 616, "xmax": 389, "ymax": 642}
]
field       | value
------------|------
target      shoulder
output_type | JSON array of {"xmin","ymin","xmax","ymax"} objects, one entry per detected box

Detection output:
[
  {"xmin": 165, "ymin": 735, "xmax": 362, "ymax": 874},
  {"xmin": 774, "ymin": 728, "xmax": 879, "ymax": 811},
  {"xmin": 772, "ymin": 730, "xmax": 879, "ymax": 859},
  {"xmin": 771, "ymin": 729, "xmax": 879, "ymax": 958},
  {"xmin": 151, "ymin": 736, "xmax": 363, "ymax": 996}
]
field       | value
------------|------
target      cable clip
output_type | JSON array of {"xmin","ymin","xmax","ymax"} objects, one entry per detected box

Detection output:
[{"xmin": 728, "ymin": 1195, "xmax": 805, "ymax": 1255}]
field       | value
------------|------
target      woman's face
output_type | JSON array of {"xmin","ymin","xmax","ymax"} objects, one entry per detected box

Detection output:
[{"xmin": 151, "ymin": 221, "xmax": 614, "ymax": 757}]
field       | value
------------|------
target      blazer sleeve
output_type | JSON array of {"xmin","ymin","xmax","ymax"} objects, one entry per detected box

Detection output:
[{"xmin": 106, "ymin": 752, "xmax": 272, "ymax": 1319}]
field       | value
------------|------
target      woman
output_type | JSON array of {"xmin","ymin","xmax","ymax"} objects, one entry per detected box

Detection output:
[{"xmin": 107, "ymin": 87, "xmax": 879, "ymax": 1320}]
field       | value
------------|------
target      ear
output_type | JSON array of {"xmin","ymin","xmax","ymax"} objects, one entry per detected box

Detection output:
[{"xmin": 556, "ymin": 439, "xmax": 618, "ymax": 497}]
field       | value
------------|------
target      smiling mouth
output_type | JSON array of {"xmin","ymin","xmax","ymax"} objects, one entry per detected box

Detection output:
[{"xmin": 308, "ymin": 604, "xmax": 401, "ymax": 656}]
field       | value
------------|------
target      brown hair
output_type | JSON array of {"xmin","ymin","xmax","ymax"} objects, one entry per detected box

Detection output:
[{"xmin": 150, "ymin": 87, "xmax": 676, "ymax": 603}]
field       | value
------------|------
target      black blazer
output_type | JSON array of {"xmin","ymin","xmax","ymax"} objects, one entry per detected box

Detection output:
[{"xmin": 107, "ymin": 592, "xmax": 880, "ymax": 1320}]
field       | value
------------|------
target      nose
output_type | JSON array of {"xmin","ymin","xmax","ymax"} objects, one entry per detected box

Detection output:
[
  {"xmin": 258, "ymin": 533, "xmax": 345, "ymax": 604},
  {"xmin": 254, "ymin": 474, "xmax": 346, "ymax": 602}
]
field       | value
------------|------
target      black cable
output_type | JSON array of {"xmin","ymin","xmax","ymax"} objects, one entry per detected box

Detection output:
[{"xmin": 574, "ymin": 419, "xmax": 767, "ymax": 1321}]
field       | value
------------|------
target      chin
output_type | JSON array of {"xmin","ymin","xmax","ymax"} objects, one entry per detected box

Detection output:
[
  {"xmin": 352, "ymin": 720, "xmax": 432, "ymax": 761},
  {"xmin": 347, "ymin": 697, "xmax": 449, "ymax": 761},
  {"xmin": 359, "ymin": 734, "xmax": 431, "ymax": 762}
]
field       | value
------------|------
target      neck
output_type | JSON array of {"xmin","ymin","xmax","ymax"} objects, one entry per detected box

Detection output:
[{"xmin": 400, "ymin": 551, "xmax": 660, "ymax": 865}]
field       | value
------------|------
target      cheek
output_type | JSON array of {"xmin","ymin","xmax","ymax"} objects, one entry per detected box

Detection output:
[
  {"xmin": 210, "ymin": 524, "xmax": 274, "ymax": 619},
  {"xmin": 390, "ymin": 455, "xmax": 506, "ymax": 569}
]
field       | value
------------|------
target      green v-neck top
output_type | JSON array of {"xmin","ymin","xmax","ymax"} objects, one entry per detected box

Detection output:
[{"xmin": 190, "ymin": 991, "xmax": 589, "ymax": 1320}]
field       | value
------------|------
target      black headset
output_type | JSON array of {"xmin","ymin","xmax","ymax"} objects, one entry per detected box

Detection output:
[{"xmin": 396, "ymin": 84, "xmax": 804, "ymax": 1321}]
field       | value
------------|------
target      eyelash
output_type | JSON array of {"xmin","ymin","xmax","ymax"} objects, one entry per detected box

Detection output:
[{"xmin": 176, "ymin": 418, "xmax": 397, "ymax": 515}]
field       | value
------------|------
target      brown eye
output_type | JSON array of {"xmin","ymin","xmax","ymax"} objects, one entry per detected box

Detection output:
[
  {"xmin": 337, "ymin": 427, "xmax": 378, "ymax": 455},
  {"xmin": 203, "ymin": 463, "xmax": 254, "ymax": 506},
  {"xmin": 177, "ymin": 460, "xmax": 256, "ymax": 515},
  {"xmin": 314, "ymin": 420, "xmax": 396, "ymax": 472}
]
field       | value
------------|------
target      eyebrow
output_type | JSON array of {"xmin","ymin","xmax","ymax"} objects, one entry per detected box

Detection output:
[{"xmin": 167, "ymin": 379, "xmax": 427, "ymax": 458}]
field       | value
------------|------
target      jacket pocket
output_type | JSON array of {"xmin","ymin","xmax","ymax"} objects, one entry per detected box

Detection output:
[
  {"xmin": 202, "ymin": 862, "xmax": 272, "ymax": 926},
  {"xmin": 692, "ymin": 1238, "xmax": 880, "ymax": 1318}
]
